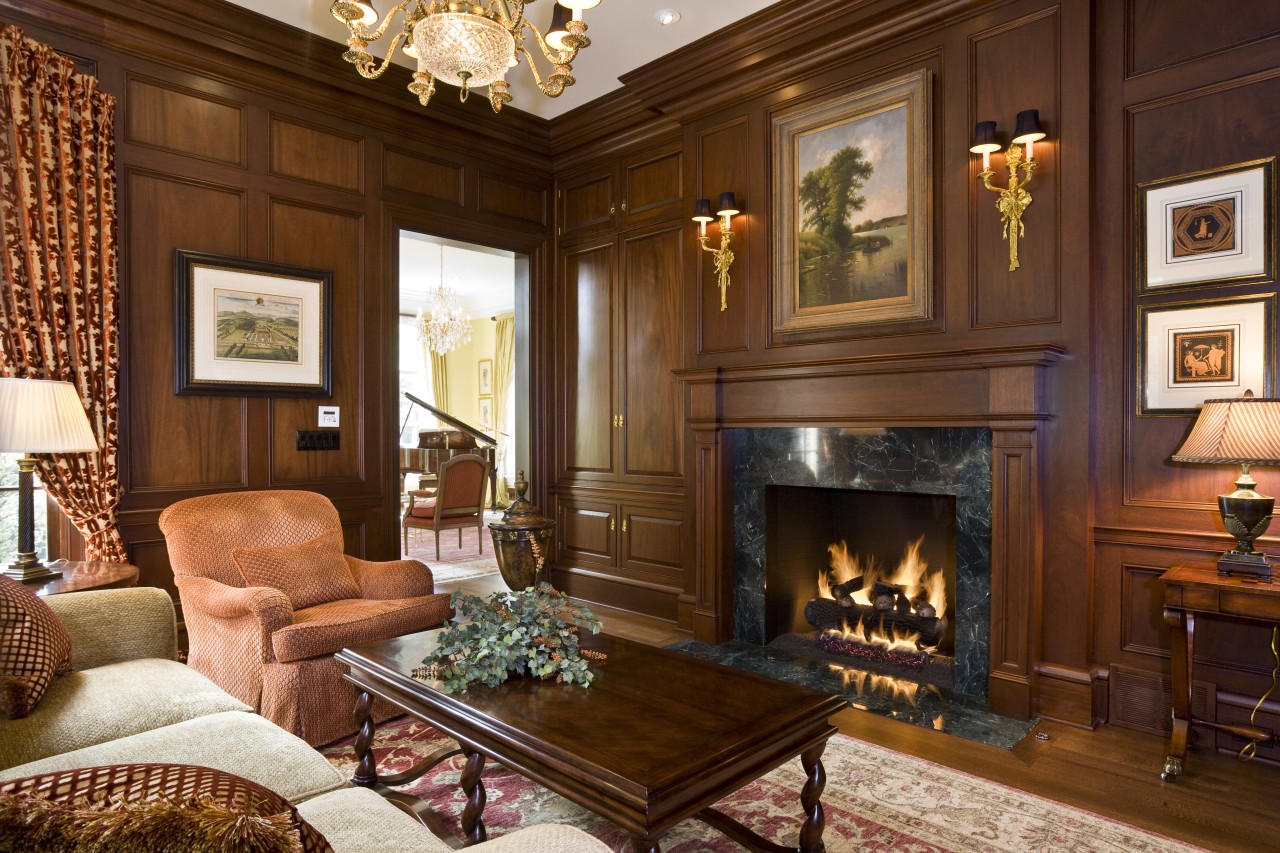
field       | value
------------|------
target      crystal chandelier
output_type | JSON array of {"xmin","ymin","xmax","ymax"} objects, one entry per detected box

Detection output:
[
  {"xmin": 330, "ymin": 0, "xmax": 601, "ymax": 113},
  {"xmin": 418, "ymin": 246, "xmax": 472, "ymax": 354}
]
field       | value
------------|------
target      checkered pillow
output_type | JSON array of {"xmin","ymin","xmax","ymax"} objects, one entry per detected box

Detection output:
[
  {"xmin": 232, "ymin": 528, "xmax": 360, "ymax": 611},
  {"xmin": 0, "ymin": 576, "xmax": 73, "ymax": 719}
]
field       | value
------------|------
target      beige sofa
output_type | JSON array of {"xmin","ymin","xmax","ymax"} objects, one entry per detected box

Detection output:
[{"xmin": 0, "ymin": 587, "xmax": 608, "ymax": 853}]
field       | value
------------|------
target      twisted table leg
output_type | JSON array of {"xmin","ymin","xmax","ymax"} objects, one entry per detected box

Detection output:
[
  {"xmin": 351, "ymin": 691, "xmax": 378, "ymax": 788},
  {"xmin": 460, "ymin": 747, "xmax": 488, "ymax": 845},
  {"xmin": 799, "ymin": 742, "xmax": 828, "ymax": 852}
]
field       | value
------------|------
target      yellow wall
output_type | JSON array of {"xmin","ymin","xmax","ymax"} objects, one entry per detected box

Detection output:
[{"xmin": 444, "ymin": 318, "xmax": 497, "ymax": 432}]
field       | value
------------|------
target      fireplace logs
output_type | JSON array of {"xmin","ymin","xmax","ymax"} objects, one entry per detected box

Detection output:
[{"xmin": 803, "ymin": 597, "xmax": 948, "ymax": 649}]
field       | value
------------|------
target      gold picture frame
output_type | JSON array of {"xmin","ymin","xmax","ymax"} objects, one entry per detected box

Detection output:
[
  {"xmin": 1137, "ymin": 294, "xmax": 1274, "ymax": 416},
  {"xmin": 1137, "ymin": 158, "xmax": 1275, "ymax": 293},
  {"xmin": 478, "ymin": 358, "xmax": 493, "ymax": 396},
  {"xmin": 772, "ymin": 69, "xmax": 933, "ymax": 336}
]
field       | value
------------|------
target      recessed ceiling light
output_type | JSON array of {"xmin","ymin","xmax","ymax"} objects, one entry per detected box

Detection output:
[{"xmin": 655, "ymin": 9, "xmax": 681, "ymax": 26}]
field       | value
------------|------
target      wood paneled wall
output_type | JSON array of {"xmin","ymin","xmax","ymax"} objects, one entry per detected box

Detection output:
[
  {"xmin": 1092, "ymin": 0, "xmax": 1280, "ymax": 747},
  {"xmin": 3, "ymin": 0, "xmax": 552, "ymax": 599}
]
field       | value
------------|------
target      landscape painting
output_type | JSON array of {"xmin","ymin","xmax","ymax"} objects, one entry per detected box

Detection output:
[
  {"xmin": 214, "ymin": 289, "xmax": 303, "ymax": 364},
  {"xmin": 773, "ymin": 70, "xmax": 932, "ymax": 334},
  {"xmin": 174, "ymin": 250, "xmax": 332, "ymax": 397},
  {"xmin": 796, "ymin": 104, "xmax": 908, "ymax": 309}
]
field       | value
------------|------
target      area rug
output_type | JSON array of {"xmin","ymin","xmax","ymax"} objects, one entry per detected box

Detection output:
[
  {"xmin": 403, "ymin": 517, "xmax": 502, "ymax": 584},
  {"xmin": 320, "ymin": 715, "xmax": 1206, "ymax": 853}
]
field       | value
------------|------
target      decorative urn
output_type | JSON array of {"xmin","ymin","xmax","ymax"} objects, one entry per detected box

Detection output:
[{"xmin": 488, "ymin": 471, "xmax": 555, "ymax": 590}]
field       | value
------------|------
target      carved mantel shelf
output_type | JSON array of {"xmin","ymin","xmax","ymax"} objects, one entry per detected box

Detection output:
[{"xmin": 675, "ymin": 343, "xmax": 1066, "ymax": 720}]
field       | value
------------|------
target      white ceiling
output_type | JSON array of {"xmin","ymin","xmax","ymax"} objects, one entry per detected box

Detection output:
[
  {"xmin": 222, "ymin": 0, "xmax": 777, "ymax": 119},
  {"xmin": 399, "ymin": 231, "xmax": 516, "ymax": 319}
]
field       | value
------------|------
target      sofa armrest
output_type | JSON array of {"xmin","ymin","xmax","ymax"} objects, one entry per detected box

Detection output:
[
  {"xmin": 174, "ymin": 576, "xmax": 294, "ymax": 661},
  {"xmin": 44, "ymin": 587, "xmax": 178, "ymax": 670},
  {"xmin": 345, "ymin": 556, "xmax": 436, "ymax": 600}
]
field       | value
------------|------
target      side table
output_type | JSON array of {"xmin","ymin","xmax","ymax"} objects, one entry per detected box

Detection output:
[
  {"xmin": 32, "ymin": 560, "xmax": 139, "ymax": 597},
  {"xmin": 1159, "ymin": 562, "xmax": 1280, "ymax": 781}
]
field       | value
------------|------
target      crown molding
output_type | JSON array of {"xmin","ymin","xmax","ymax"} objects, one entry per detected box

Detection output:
[
  {"xmin": 549, "ymin": 89, "xmax": 679, "ymax": 167},
  {"xmin": 618, "ymin": 0, "xmax": 995, "ymax": 123}
]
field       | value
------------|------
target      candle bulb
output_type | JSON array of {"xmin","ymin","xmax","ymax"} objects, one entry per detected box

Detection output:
[
  {"xmin": 982, "ymin": 150, "xmax": 990, "ymax": 171},
  {"xmin": 699, "ymin": 219, "xmax": 707, "ymax": 237},
  {"xmin": 1025, "ymin": 141, "xmax": 1033, "ymax": 162}
]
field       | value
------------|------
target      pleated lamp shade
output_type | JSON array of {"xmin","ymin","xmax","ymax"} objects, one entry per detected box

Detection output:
[
  {"xmin": 0, "ymin": 378, "xmax": 98, "ymax": 453},
  {"xmin": 1172, "ymin": 393, "xmax": 1280, "ymax": 465}
]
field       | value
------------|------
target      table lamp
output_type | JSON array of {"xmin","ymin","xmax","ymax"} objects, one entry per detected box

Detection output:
[
  {"xmin": 1171, "ymin": 390, "xmax": 1280, "ymax": 581},
  {"xmin": 0, "ymin": 378, "xmax": 98, "ymax": 583}
]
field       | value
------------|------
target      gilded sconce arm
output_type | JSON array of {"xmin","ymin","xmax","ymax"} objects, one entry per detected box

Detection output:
[
  {"xmin": 699, "ymin": 230, "xmax": 735, "ymax": 312},
  {"xmin": 979, "ymin": 144, "xmax": 1038, "ymax": 272}
]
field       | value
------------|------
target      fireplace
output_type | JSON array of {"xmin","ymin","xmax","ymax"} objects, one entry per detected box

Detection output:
[{"xmin": 734, "ymin": 427, "xmax": 991, "ymax": 700}]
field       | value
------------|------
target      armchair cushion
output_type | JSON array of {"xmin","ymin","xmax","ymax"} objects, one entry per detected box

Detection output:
[
  {"xmin": 44, "ymin": 588, "xmax": 177, "ymax": 671},
  {"xmin": 233, "ymin": 529, "xmax": 360, "ymax": 610},
  {"xmin": 270, "ymin": 596, "xmax": 452, "ymax": 664},
  {"xmin": 1, "ymin": 577, "xmax": 73, "ymax": 719},
  {"xmin": 344, "ymin": 557, "xmax": 437, "ymax": 601}
]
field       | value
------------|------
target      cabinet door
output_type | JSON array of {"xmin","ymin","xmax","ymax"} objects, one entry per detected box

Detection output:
[
  {"xmin": 619, "ymin": 224, "xmax": 684, "ymax": 484},
  {"xmin": 558, "ymin": 240, "xmax": 617, "ymax": 481},
  {"xmin": 558, "ymin": 164, "xmax": 616, "ymax": 240},
  {"xmin": 556, "ymin": 497, "xmax": 616, "ymax": 567},
  {"xmin": 620, "ymin": 503, "xmax": 684, "ymax": 587},
  {"xmin": 620, "ymin": 142, "xmax": 682, "ymax": 228}
]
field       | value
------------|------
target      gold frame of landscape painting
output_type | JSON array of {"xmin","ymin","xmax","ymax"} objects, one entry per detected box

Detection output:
[
  {"xmin": 1137, "ymin": 158, "xmax": 1275, "ymax": 294},
  {"xmin": 1137, "ymin": 294, "xmax": 1273, "ymax": 416},
  {"xmin": 174, "ymin": 250, "xmax": 333, "ymax": 397},
  {"xmin": 772, "ymin": 69, "xmax": 932, "ymax": 336}
]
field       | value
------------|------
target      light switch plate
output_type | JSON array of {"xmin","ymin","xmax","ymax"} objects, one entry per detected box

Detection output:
[{"xmin": 318, "ymin": 406, "xmax": 339, "ymax": 428}]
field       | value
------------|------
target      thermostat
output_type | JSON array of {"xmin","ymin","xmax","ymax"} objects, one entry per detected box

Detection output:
[{"xmin": 318, "ymin": 406, "xmax": 340, "ymax": 428}]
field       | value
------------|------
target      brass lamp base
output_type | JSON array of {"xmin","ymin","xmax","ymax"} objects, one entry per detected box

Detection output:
[{"xmin": 3, "ymin": 553, "xmax": 62, "ymax": 584}]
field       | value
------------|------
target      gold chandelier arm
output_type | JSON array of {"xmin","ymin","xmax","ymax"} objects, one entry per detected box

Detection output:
[
  {"xmin": 345, "ymin": 29, "xmax": 413, "ymax": 80},
  {"xmin": 514, "ymin": 44, "xmax": 574, "ymax": 97},
  {"xmin": 521, "ymin": 21, "xmax": 580, "ymax": 66}
]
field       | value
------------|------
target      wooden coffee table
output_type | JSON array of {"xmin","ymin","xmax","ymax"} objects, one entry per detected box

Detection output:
[{"xmin": 337, "ymin": 631, "xmax": 846, "ymax": 852}]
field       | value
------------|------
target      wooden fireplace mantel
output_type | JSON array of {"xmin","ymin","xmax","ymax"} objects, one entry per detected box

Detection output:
[{"xmin": 675, "ymin": 343, "xmax": 1066, "ymax": 721}]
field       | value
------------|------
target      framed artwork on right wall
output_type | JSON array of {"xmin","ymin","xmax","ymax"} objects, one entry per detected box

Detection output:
[{"xmin": 1137, "ymin": 157, "xmax": 1275, "ymax": 294}]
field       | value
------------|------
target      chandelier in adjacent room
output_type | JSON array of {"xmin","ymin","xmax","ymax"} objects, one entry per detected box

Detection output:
[
  {"xmin": 330, "ymin": 0, "xmax": 601, "ymax": 113},
  {"xmin": 418, "ymin": 245, "xmax": 472, "ymax": 355}
]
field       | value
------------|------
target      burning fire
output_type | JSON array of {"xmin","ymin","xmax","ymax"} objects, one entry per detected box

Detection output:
[
  {"xmin": 816, "ymin": 536, "xmax": 948, "ymax": 655},
  {"xmin": 819, "ymin": 536, "xmax": 947, "ymax": 619}
]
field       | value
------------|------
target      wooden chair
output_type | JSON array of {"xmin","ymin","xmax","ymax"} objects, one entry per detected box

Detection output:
[{"xmin": 402, "ymin": 453, "xmax": 491, "ymax": 559}]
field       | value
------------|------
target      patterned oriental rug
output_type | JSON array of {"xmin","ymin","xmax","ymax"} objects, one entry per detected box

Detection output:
[{"xmin": 320, "ymin": 716, "xmax": 1207, "ymax": 853}]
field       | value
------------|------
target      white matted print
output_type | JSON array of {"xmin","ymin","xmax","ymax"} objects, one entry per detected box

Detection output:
[
  {"xmin": 1139, "ymin": 296, "xmax": 1272, "ymax": 415},
  {"xmin": 1138, "ymin": 158, "xmax": 1274, "ymax": 292}
]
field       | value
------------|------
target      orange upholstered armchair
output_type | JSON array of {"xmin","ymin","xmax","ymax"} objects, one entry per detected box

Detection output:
[
  {"xmin": 402, "ymin": 453, "xmax": 491, "ymax": 558},
  {"xmin": 159, "ymin": 490, "xmax": 453, "ymax": 746}
]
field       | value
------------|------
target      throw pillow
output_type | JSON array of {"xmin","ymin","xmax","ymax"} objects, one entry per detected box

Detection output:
[
  {"xmin": 232, "ymin": 528, "xmax": 360, "ymax": 610},
  {"xmin": 0, "ymin": 576, "xmax": 72, "ymax": 719},
  {"xmin": 0, "ymin": 791, "xmax": 311, "ymax": 853}
]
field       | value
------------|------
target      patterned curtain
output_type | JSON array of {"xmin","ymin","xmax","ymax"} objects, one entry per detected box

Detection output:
[
  {"xmin": 0, "ymin": 25, "xmax": 126, "ymax": 562},
  {"xmin": 491, "ymin": 313, "xmax": 515, "ymax": 505}
]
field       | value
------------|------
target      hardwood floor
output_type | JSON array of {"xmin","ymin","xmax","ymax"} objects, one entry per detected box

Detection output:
[{"xmin": 436, "ymin": 573, "xmax": 1277, "ymax": 851}]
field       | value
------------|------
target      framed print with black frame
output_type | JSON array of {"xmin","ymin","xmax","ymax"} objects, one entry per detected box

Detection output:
[
  {"xmin": 174, "ymin": 250, "xmax": 333, "ymax": 397},
  {"xmin": 772, "ymin": 68, "xmax": 932, "ymax": 336},
  {"xmin": 1137, "ymin": 158, "xmax": 1275, "ymax": 293},
  {"xmin": 1138, "ymin": 294, "xmax": 1273, "ymax": 416}
]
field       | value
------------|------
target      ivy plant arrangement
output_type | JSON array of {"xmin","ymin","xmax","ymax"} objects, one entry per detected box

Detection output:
[{"xmin": 415, "ymin": 583, "xmax": 605, "ymax": 694}]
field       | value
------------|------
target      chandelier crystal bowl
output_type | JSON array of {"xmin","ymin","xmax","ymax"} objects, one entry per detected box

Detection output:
[{"xmin": 331, "ymin": 0, "xmax": 599, "ymax": 113}]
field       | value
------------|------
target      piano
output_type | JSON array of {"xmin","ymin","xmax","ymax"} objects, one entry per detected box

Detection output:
[{"xmin": 399, "ymin": 392, "xmax": 499, "ymax": 510}]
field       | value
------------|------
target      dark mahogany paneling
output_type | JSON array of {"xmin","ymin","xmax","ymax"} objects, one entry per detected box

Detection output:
[
  {"xmin": 124, "ymin": 171, "xmax": 247, "ymax": 492},
  {"xmin": 477, "ymin": 171, "xmax": 547, "ymax": 225},
  {"xmin": 268, "ymin": 115, "xmax": 363, "ymax": 192},
  {"xmin": 125, "ymin": 75, "xmax": 245, "ymax": 167},
  {"xmin": 1124, "ymin": 75, "xmax": 1280, "ymax": 510},
  {"xmin": 559, "ymin": 241, "xmax": 616, "ymax": 479},
  {"xmin": 1127, "ymin": 0, "xmax": 1280, "ymax": 77},
  {"xmin": 382, "ymin": 146, "xmax": 464, "ymax": 207},
  {"xmin": 267, "ymin": 200, "xmax": 365, "ymax": 486},
  {"xmin": 970, "ymin": 8, "xmax": 1061, "ymax": 328},
  {"xmin": 558, "ymin": 164, "xmax": 615, "ymax": 240},
  {"xmin": 695, "ymin": 117, "xmax": 751, "ymax": 354},
  {"xmin": 621, "ymin": 142, "xmax": 683, "ymax": 224},
  {"xmin": 1120, "ymin": 564, "xmax": 1168, "ymax": 657},
  {"xmin": 621, "ymin": 224, "xmax": 683, "ymax": 480}
]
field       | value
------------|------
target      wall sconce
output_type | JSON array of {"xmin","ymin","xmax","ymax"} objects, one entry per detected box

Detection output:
[
  {"xmin": 693, "ymin": 192, "xmax": 738, "ymax": 312},
  {"xmin": 970, "ymin": 109, "xmax": 1047, "ymax": 272}
]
